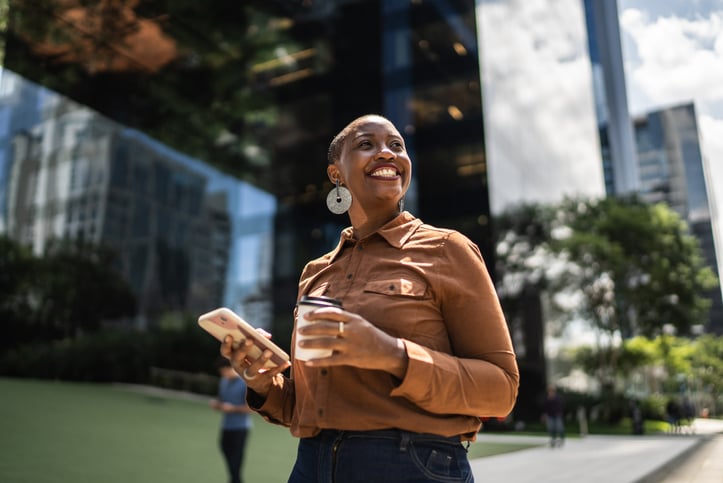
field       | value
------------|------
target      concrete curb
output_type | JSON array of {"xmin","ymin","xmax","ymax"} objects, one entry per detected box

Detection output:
[{"xmin": 634, "ymin": 433, "xmax": 715, "ymax": 483}]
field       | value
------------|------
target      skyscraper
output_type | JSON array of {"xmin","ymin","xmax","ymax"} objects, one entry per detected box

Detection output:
[{"xmin": 583, "ymin": 1, "xmax": 723, "ymax": 333}]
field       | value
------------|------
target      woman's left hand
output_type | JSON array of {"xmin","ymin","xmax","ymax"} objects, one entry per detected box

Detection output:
[{"xmin": 298, "ymin": 307, "xmax": 408, "ymax": 378}]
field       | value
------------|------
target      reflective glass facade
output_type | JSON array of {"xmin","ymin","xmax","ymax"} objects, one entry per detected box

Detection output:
[
  {"xmin": 633, "ymin": 104, "xmax": 723, "ymax": 333},
  {"xmin": 2, "ymin": 0, "xmax": 491, "ymax": 350}
]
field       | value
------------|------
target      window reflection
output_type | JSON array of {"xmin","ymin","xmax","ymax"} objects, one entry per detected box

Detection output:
[
  {"xmin": 2, "ymin": 0, "xmax": 492, "ymax": 341},
  {"xmin": 1, "ymin": 71, "xmax": 276, "ymax": 328}
]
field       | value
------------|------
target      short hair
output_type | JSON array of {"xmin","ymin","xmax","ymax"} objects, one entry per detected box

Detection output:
[{"xmin": 327, "ymin": 114, "xmax": 392, "ymax": 165}]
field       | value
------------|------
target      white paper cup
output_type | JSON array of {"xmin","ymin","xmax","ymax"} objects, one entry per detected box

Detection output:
[{"xmin": 295, "ymin": 295, "xmax": 342, "ymax": 361}]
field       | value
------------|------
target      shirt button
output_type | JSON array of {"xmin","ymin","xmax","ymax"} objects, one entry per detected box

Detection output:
[
  {"xmin": 321, "ymin": 369, "xmax": 328, "ymax": 376},
  {"xmin": 346, "ymin": 274, "xmax": 352, "ymax": 279},
  {"xmin": 358, "ymin": 245, "xmax": 363, "ymax": 250},
  {"xmin": 389, "ymin": 284, "xmax": 395, "ymax": 290},
  {"xmin": 318, "ymin": 409, "xmax": 324, "ymax": 417}
]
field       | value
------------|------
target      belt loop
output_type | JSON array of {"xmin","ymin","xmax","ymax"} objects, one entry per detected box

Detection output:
[{"xmin": 399, "ymin": 431, "xmax": 411, "ymax": 452}]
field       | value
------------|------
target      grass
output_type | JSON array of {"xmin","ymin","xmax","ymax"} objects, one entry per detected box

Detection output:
[
  {"xmin": 0, "ymin": 377, "xmax": 297, "ymax": 483},
  {"xmin": 506, "ymin": 418, "xmax": 671, "ymax": 437},
  {"xmin": 0, "ymin": 378, "xmax": 547, "ymax": 483}
]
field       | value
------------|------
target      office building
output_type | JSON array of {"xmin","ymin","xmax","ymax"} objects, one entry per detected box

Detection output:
[
  {"xmin": 583, "ymin": 0, "xmax": 723, "ymax": 333},
  {"xmin": 2, "ymin": 2, "xmax": 496, "ymax": 347}
]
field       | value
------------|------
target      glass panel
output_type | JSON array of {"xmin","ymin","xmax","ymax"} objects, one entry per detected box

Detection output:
[{"xmin": 1, "ymin": 0, "xmax": 491, "ymax": 344}]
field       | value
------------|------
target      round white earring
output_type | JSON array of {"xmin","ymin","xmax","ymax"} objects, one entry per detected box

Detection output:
[{"xmin": 326, "ymin": 179, "xmax": 352, "ymax": 214}]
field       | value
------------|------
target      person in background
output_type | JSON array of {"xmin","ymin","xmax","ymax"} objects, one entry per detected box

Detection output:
[
  {"xmin": 221, "ymin": 114, "xmax": 519, "ymax": 482},
  {"xmin": 210, "ymin": 357, "xmax": 253, "ymax": 483},
  {"xmin": 666, "ymin": 397, "xmax": 682, "ymax": 434},
  {"xmin": 543, "ymin": 385, "xmax": 565, "ymax": 447}
]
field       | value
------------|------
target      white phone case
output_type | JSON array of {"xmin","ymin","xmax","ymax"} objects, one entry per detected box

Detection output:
[{"xmin": 198, "ymin": 307, "xmax": 289, "ymax": 368}]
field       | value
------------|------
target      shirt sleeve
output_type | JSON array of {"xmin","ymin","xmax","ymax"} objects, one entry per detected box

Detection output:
[
  {"xmin": 246, "ymin": 373, "xmax": 296, "ymax": 427},
  {"xmin": 390, "ymin": 231, "xmax": 519, "ymax": 417}
]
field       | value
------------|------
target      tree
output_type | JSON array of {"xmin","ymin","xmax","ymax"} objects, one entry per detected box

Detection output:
[
  {"xmin": 31, "ymin": 238, "xmax": 138, "ymax": 339},
  {"xmin": 688, "ymin": 335, "xmax": 723, "ymax": 415},
  {"xmin": 0, "ymin": 235, "xmax": 39, "ymax": 349},
  {"xmin": 555, "ymin": 196, "xmax": 717, "ymax": 339},
  {"xmin": 552, "ymin": 196, "xmax": 716, "ymax": 420},
  {"xmin": 494, "ymin": 196, "xmax": 718, "ymax": 421}
]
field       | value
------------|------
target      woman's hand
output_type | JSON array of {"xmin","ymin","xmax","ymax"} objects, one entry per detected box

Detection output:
[
  {"xmin": 220, "ymin": 333, "xmax": 290, "ymax": 398},
  {"xmin": 298, "ymin": 307, "xmax": 409, "ymax": 378}
]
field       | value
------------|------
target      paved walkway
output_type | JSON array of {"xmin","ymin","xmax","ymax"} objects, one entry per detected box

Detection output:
[
  {"xmin": 655, "ymin": 432, "xmax": 723, "ymax": 483},
  {"xmin": 469, "ymin": 419, "xmax": 723, "ymax": 483}
]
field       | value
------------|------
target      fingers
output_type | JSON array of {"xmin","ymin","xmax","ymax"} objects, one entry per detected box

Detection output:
[
  {"xmin": 220, "ymin": 335, "xmax": 236, "ymax": 358},
  {"xmin": 220, "ymin": 335, "xmax": 289, "ymax": 387},
  {"xmin": 302, "ymin": 306, "xmax": 345, "ymax": 323}
]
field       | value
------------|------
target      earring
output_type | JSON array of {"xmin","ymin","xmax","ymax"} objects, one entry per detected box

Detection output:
[{"xmin": 326, "ymin": 179, "xmax": 352, "ymax": 214}]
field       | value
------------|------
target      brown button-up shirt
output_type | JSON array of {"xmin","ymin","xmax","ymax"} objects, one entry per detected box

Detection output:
[{"xmin": 251, "ymin": 212, "xmax": 519, "ymax": 441}]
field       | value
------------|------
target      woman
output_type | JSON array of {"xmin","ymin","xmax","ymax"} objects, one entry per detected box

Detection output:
[{"xmin": 222, "ymin": 114, "xmax": 519, "ymax": 482}]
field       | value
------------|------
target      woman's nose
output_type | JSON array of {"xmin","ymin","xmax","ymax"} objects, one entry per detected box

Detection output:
[{"xmin": 376, "ymin": 146, "xmax": 396, "ymax": 159}]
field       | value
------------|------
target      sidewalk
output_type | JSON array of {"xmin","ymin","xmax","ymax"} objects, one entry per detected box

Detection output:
[{"xmin": 469, "ymin": 418, "xmax": 723, "ymax": 483}]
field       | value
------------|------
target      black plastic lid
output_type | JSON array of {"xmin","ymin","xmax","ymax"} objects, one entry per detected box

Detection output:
[{"xmin": 298, "ymin": 295, "xmax": 342, "ymax": 308}]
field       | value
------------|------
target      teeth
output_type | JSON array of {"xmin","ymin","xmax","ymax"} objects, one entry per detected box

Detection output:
[{"xmin": 370, "ymin": 168, "xmax": 398, "ymax": 178}]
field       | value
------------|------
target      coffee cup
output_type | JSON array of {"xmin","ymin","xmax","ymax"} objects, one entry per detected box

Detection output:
[{"xmin": 295, "ymin": 295, "xmax": 342, "ymax": 361}]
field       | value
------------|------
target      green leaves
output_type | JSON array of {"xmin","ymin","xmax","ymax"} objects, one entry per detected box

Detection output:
[
  {"xmin": 0, "ymin": 236, "xmax": 137, "ymax": 346},
  {"xmin": 495, "ymin": 195, "xmax": 719, "ymax": 339}
]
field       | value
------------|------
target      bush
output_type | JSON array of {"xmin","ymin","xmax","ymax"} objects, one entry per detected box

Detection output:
[
  {"xmin": 0, "ymin": 324, "xmax": 221, "ymax": 389},
  {"xmin": 640, "ymin": 393, "xmax": 668, "ymax": 421}
]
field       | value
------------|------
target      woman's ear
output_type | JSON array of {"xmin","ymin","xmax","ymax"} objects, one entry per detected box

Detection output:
[{"xmin": 327, "ymin": 164, "xmax": 340, "ymax": 183}]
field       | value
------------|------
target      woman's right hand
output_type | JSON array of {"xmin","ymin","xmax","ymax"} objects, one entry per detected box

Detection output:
[{"xmin": 220, "ymin": 335, "xmax": 290, "ymax": 397}]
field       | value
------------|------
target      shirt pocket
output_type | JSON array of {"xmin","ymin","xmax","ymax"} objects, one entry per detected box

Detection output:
[{"xmin": 363, "ymin": 277, "xmax": 428, "ymax": 298}]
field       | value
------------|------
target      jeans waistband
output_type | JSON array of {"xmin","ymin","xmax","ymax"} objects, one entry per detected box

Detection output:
[{"xmin": 314, "ymin": 428, "xmax": 462, "ymax": 448}]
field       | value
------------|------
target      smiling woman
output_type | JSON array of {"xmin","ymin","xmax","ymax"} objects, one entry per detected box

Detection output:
[{"xmin": 220, "ymin": 114, "xmax": 519, "ymax": 483}]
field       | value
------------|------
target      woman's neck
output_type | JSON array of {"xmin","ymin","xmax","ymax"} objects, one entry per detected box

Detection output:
[{"xmin": 349, "ymin": 208, "xmax": 400, "ymax": 239}]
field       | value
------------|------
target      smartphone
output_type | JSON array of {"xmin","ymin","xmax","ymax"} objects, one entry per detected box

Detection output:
[{"xmin": 198, "ymin": 307, "xmax": 290, "ymax": 369}]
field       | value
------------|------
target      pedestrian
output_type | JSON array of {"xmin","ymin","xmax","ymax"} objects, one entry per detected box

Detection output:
[
  {"xmin": 630, "ymin": 399, "xmax": 644, "ymax": 435},
  {"xmin": 209, "ymin": 357, "xmax": 253, "ymax": 483},
  {"xmin": 220, "ymin": 114, "xmax": 520, "ymax": 482},
  {"xmin": 543, "ymin": 385, "xmax": 565, "ymax": 447},
  {"xmin": 666, "ymin": 398, "xmax": 682, "ymax": 434}
]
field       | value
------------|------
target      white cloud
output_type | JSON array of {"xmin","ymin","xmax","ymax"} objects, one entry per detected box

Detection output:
[
  {"xmin": 478, "ymin": 0, "xmax": 605, "ymax": 214},
  {"xmin": 620, "ymin": 9, "xmax": 723, "ymax": 114}
]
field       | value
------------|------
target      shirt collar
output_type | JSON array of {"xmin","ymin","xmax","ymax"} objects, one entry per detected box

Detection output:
[{"xmin": 328, "ymin": 211, "xmax": 422, "ymax": 262}]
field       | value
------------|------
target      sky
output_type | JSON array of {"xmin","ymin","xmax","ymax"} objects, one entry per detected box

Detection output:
[{"xmin": 477, "ymin": 0, "xmax": 723, "ymax": 282}]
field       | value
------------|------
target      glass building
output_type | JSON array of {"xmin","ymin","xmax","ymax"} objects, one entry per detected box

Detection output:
[
  {"xmin": 1, "ymin": 1, "xmax": 492, "ymax": 353},
  {"xmin": 583, "ymin": 0, "xmax": 723, "ymax": 334},
  {"xmin": 632, "ymin": 103, "xmax": 723, "ymax": 333}
]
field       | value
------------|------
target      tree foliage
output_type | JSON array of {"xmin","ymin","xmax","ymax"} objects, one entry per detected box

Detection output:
[
  {"xmin": 554, "ymin": 196, "xmax": 717, "ymax": 339},
  {"xmin": 4, "ymin": 0, "xmax": 303, "ymax": 187},
  {"xmin": 494, "ymin": 196, "xmax": 719, "ymax": 418},
  {"xmin": 0, "ymin": 236, "xmax": 137, "ymax": 347}
]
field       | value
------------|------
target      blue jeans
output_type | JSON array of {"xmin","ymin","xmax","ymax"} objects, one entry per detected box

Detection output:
[
  {"xmin": 287, "ymin": 429, "xmax": 474, "ymax": 483},
  {"xmin": 546, "ymin": 416, "xmax": 565, "ymax": 442}
]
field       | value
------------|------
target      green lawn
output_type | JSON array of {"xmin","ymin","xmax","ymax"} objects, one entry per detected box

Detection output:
[
  {"xmin": 0, "ymin": 378, "xmax": 539, "ymax": 483},
  {"xmin": 0, "ymin": 377, "xmax": 298, "ymax": 483}
]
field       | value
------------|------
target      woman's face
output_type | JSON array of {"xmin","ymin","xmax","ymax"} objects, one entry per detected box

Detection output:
[{"xmin": 329, "ymin": 116, "xmax": 412, "ymax": 214}]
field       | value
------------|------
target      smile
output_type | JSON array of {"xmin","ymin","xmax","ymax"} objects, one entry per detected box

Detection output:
[{"xmin": 369, "ymin": 167, "xmax": 399, "ymax": 178}]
